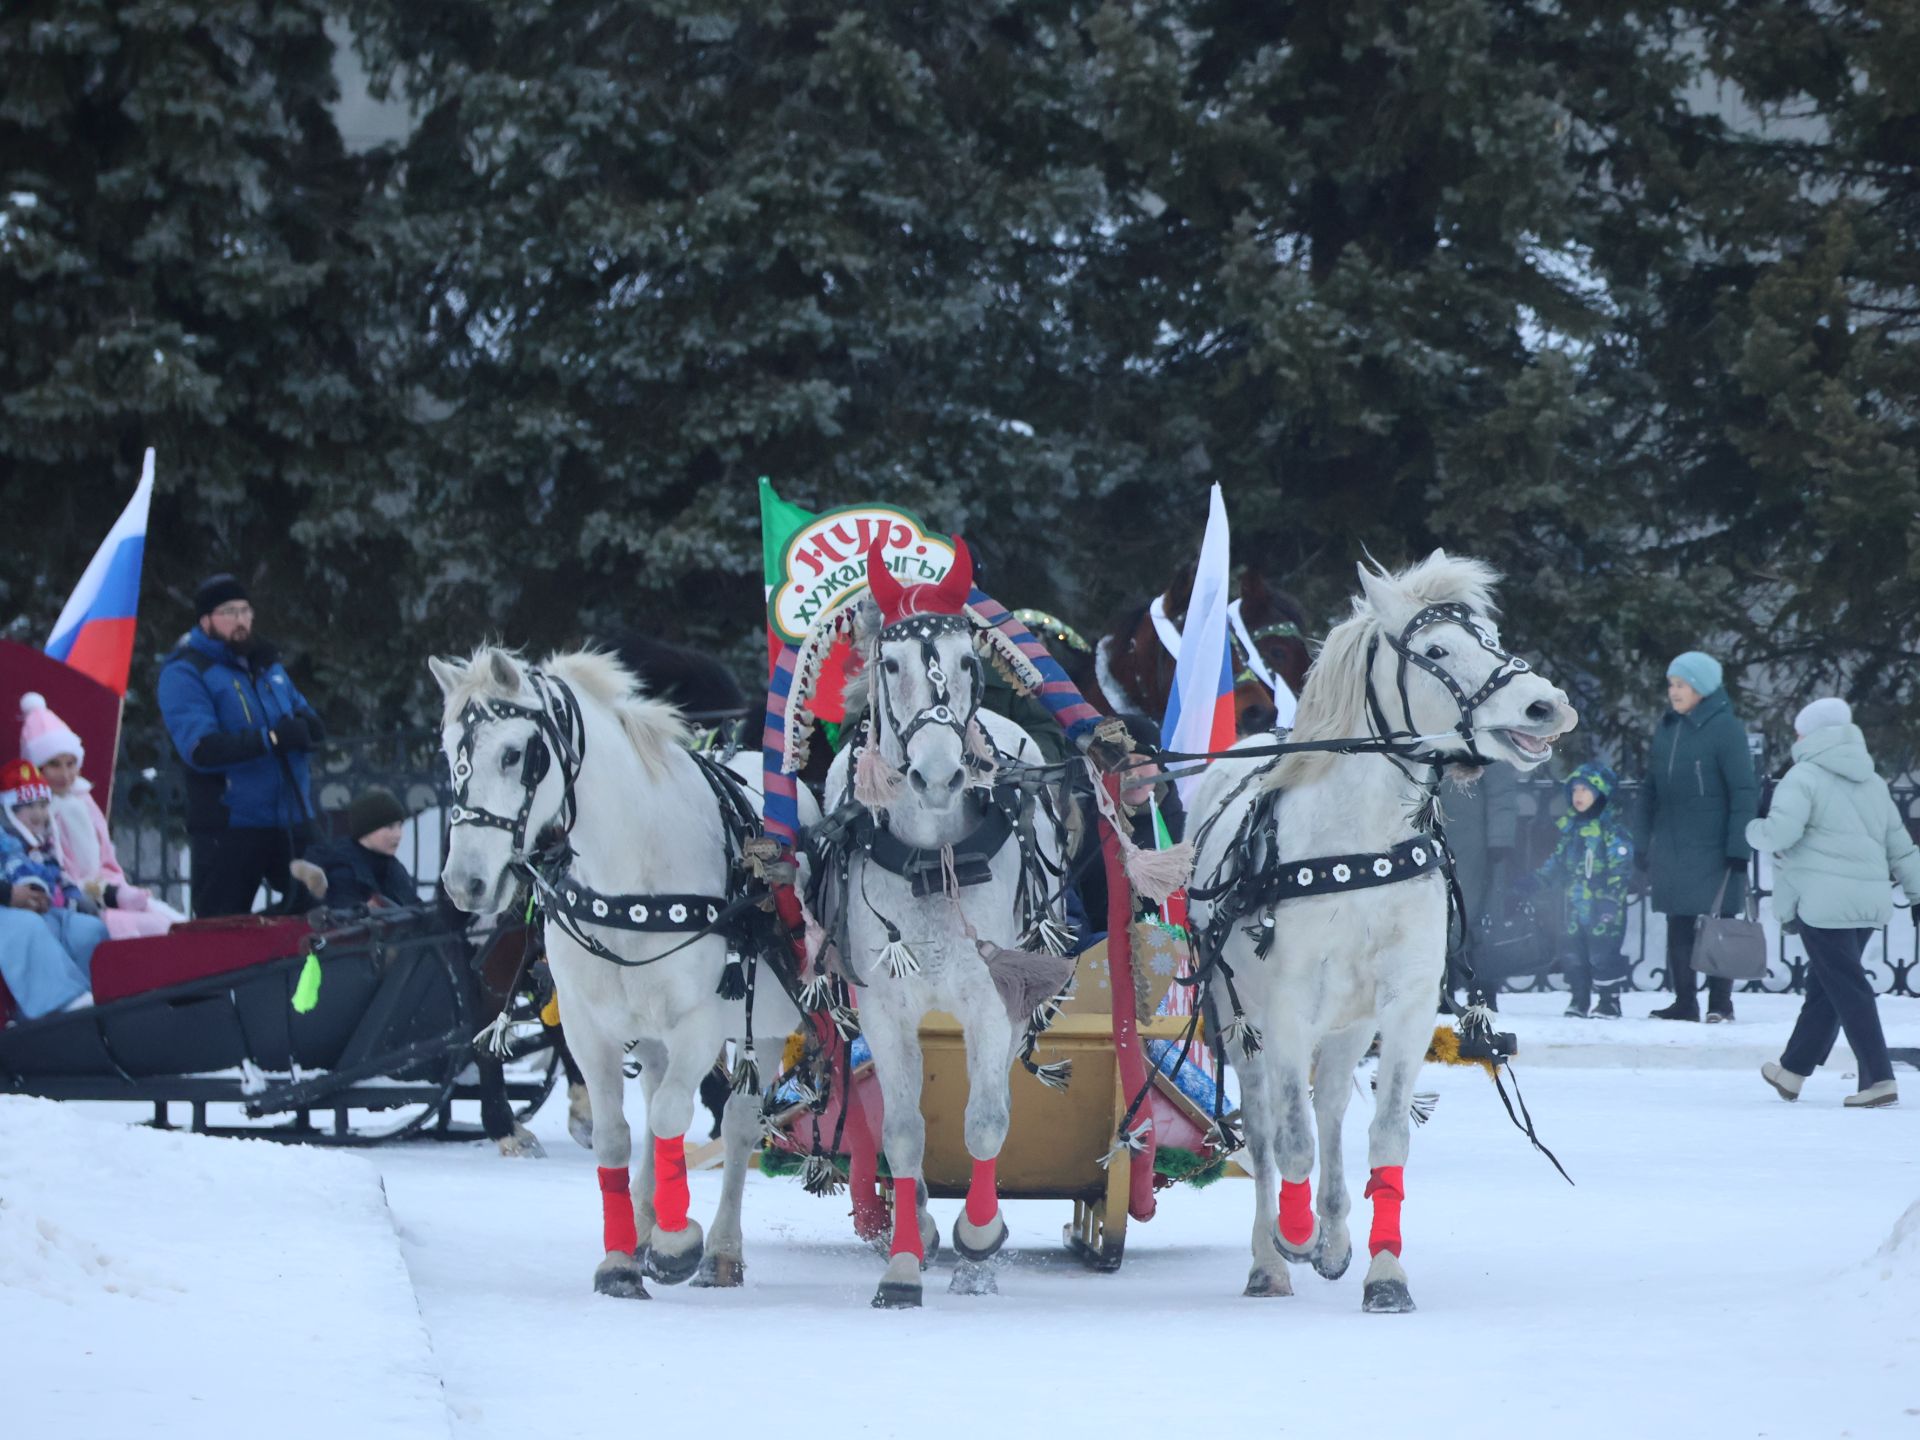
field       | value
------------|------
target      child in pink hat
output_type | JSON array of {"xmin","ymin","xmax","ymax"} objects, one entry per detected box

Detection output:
[{"xmin": 19, "ymin": 693, "xmax": 181, "ymax": 938}]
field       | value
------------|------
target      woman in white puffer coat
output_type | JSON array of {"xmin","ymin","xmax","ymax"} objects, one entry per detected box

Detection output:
[{"xmin": 1749, "ymin": 698, "xmax": 1920, "ymax": 1109}]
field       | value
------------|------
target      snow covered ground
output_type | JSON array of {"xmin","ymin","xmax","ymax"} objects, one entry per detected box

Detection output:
[{"xmin": 8, "ymin": 994, "xmax": 1919, "ymax": 1439}]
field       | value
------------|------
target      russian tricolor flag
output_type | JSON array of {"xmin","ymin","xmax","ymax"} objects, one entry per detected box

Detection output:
[
  {"xmin": 46, "ymin": 449, "xmax": 154, "ymax": 698},
  {"xmin": 1160, "ymin": 483, "xmax": 1237, "ymax": 807}
]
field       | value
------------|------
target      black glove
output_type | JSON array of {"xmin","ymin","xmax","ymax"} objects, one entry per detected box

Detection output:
[{"xmin": 271, "ymin": 715, "xmax": 313, "ymax": 752}]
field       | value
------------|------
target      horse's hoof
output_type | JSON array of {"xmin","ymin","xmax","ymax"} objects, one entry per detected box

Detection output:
[
  {"xmin": 949, "ymin": 1259, "xmax": 999, "ymax": 1296},
  {"xmin": 952, "ymin": 1210, "xmax": 1008, "ymax": 1264},
  {"xmin": 1243, "ymin": 1267, "xmax": 1294, "ymax": 1298},
  {"xmin": 1275, "ymin": 1219, "xmax": 1319, "ymax": 1267},
  {"xmin": 496, "ymin": 1125, "xmax": 545, "ymax": 1159},
  {"xmin": 593, "ymin": 1253, "xmax": 649, "ymax": 1300},
  {"xmin": 643, "ymin": 1224, "xmax": 705, "ymax": 1287},
  {"xmin": 872, "ymin": 1252, "xmax": 923, "ymax": 1310},
  {"xmin": 1362, "ymin": 1278, "xmax": 1416, "ymax": 1313},
  {"xmin": 690, "ymin": 1253, "xmax": 744, "ymax": 1289},
  {"xmin": 1312, "ymin": 1232, "xmax": 1353, "ymax": 1282},
  {"xmin": 566, "ymin": 1084, "xmax": 593, "ymax": 1149}
]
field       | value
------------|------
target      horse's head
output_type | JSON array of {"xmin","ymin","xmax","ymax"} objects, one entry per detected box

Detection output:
[
  {"xmin": 862, "ymin": 538, "xmax": 985, "ymax": 811},
  {"xmin": 429, "ymin": 647, "xmax": 570, "ymax": 913},
  {"xmin": 1355, "ymin": 552, "xmax": 1576, "ymax": 770},
  {"xmin": 1230, "ymin": 572, "xmax": 1313, "ymax": 733}
]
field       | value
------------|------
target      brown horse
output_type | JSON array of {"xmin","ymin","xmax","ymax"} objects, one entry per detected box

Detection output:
[{"xmin": 1094, "ymin": 567, "xmax": 1312, "ymax": 736}]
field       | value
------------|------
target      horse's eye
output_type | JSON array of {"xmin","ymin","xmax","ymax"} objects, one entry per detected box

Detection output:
[
  {"xmin": 883, "ymin": 658, "xmax": 901, "ymax": 675},
  {"xmin": 1425, "ymin": 644, "xmax": 1449, "ymax": 660},
  {"xmin": 501, "ymin": 746, "xmax": 522, "ymax": 769}
]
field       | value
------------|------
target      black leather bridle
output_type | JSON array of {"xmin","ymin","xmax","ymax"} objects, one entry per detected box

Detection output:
[
  {"xmin": 446, "ymin": 668, "xmax": 585, "ymax": 858},
  {"xmin": 1367, "ymin": 602, "xmax": 1534, "ymax": 768},
  {"xmin": 870, "ymin": 612, "xmax": 987, "ymax": 771}
]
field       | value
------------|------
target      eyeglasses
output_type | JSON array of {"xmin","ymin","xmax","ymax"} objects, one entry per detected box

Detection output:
[{"xmin": 212, "ymin": 602, "xmax": 254, "ymax": 620}]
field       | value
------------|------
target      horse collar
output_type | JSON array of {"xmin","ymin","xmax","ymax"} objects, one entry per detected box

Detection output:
[{"xmin": 856, "ymin": 784, "xmax": 1021, "ymax": 898}]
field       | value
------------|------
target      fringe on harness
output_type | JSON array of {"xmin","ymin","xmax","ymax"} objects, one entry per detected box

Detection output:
[{"xmin": 1085, "ymin": 757, "xmax": 1193, "ymax": 906}]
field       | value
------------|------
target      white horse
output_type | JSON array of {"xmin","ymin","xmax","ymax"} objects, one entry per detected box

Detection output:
[
  {"xmin": 806, "ymin": 541, "xmax": 1073, "ymax": 1309},
  {"xmin": 433, "ymin": 646, "xmax": 808, "ymax": 1298},
  {"xmin": 1187, "ymin": 553, "xmax": 1576, "ymax": 1311}
]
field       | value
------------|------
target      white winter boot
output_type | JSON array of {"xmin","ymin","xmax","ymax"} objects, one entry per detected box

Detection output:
[
  {"xmin": 1760, "ymin": 1061, "xmax": 1803, "ymax": 1102},
  {"xmin": 1844, "ymin": 1079, "xmax": 1898, "ymax": 1109}
]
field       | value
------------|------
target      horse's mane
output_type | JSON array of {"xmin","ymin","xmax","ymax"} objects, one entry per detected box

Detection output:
[
  {"xmin": 1272, "ymin": 551, "xmax": 1502, "ymax": 789},
  {"xmin": 442, "ymin": 644, "xmax": 693, "ymax": 777}
]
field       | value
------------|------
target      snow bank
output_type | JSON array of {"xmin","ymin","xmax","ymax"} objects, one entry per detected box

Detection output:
[
  {"xmin": 1869, "ymin": 1199, "xmax": 1920, "ymax": 1285},
  {"xmin": 1, "ymin": 1098, "xmax": 449, "ymax": 1439}
]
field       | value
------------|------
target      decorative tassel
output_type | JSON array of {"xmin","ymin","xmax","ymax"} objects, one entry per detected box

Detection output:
[
  {"xmin": 798, "ymin": 973, "xmax": 833, "ymax": 1012},
  {"xmin": 718, "ymin": 953, "xmax": 748, "ymax": 1000},
  {"xmin": 828, "ymin": 989, "xmax": 861, "ymax": 1040},
  {"xmin": 473, "ymin": 1011, "xmax": 513, "ymax": 1057},
  {"xmin": 1410, "ymin": 1091, "xmax": 1439, "ymax": 1126},
  {"xmin": 731, "ymin": 1042, "xmax": 761, "ymax": 1096},
  {"xmin": 1206, "ymin": 1113, "xmax": 1245, "ymax": 1157},
  {"xmin": 800, "ymin": 898, "xmax": 827, "ymax": 966},
  {"xmin": 1097, "ymin": 1118, "xmax": 1153, "ymax": 1169},
  {"xmin": 1024, "ymin": 914, "xmax": 1075, "ymax": 957},
  {"xmin": 963, "ymin": 722, "xmax": 999, "ymax": 786},
  {"xmin": 291, "ymin": 952, "xmax": 323, "ymax": 1014},
  {"xmin": 1122, "ymin": 838, "xmax": 1195, "ymax": 907},
  {"xmin": 853, "ymin": 743, "xmax": 903, "ymax": 810},
  {"xmin": 802, "ymin": 1151, "xmax": 845, "ymax": 1197},
  {"xmin": 1239, "ymin": 1020, "xmax": 1264, "ymax": 1059},
  {"xmin": 879, "ymin": 931, "xmax": 921, "ymax": 979},
  {"xmin": 1026, "ymin": 1057, "xmax": 1072, "ymax": 1091}
]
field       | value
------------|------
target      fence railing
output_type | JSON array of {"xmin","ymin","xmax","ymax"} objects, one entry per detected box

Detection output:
[{"xmin": 108, "ymin": 733, "xmax": 1920, "ymax": 997}]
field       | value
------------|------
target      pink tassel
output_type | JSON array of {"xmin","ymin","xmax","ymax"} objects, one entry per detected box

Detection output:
[
  {"xmin": 853, "ymin": 743, "xmax": 902, "ymax": 810},
  {"xmin": 800, "ymin": 895, "xmax": 827, "ymax": 967},
  {"xmin": 1122, "ymin": 838, "xmax": 1194, "ymax": 907},
  {"xmin": 964, "ymin": 722, "xmax": 998, "ymax": 786}
]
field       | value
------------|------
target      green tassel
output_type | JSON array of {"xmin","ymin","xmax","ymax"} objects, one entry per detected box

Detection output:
[
  {"xmin": 291, "ymin": 952, "xmax": 322, "ymax": 1013},
  {"xmin": 524, "ymin": 890, "xmax": 537, "ymax": 922}
]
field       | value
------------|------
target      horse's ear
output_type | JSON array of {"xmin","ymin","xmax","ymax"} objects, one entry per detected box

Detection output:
[
  {"xmin": 488, "ymin": 650, "xmax": 522, "ymax": 693},
  {"xmin": 866, "ymin": 539, "xmax": 906, "ymax": 624},
  {"xmin": 1356, "ymin": 559, "xmax": 1397, "ymax": 618},
  {"xmin": 932, "ymin": 536, "xmax": 974, "ymax": 610},
  {"xmin": 428, "ymin": 656, "xmax": 466, "ymax": 698}
]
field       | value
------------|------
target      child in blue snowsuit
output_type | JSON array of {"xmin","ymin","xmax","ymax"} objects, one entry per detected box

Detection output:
[{"xmin": 1531, "ymin": 762, "xmax": 1636, "ymax": 1018}]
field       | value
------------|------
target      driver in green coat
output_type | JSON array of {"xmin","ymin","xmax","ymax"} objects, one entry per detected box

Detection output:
[{"xmin": 1632, "ymin": 651, "xmax": 1758, "ymax": 1022}]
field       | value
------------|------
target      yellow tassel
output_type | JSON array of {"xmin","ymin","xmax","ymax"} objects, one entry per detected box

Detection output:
[
  {"xmin": 780, "ymin": 1029, "xmax": 807, "ymax": 1072},
  {"xmin": 1426, "ymin": 1024, "xmax": 1495, "ymax": 1076},
  {"xmin": 540, "ymin": 991, "xmax": 561, "ymax": 1028}
]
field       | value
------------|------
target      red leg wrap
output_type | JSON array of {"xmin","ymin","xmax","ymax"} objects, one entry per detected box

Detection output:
[
  {"xmin": 1279, "ymin": 1177, "xmax": 1314, "ymax": 1248},
  {"xmin": 1364, "ymin": 1165, "xmax": 1405, "ymax": 1258},
  {"xmin": 889, "ymin": 1177, "xmax": 923, "ymax": 1260},
  {"xmin": 598, "ymin": 1166, "xmax": 638, "ymax": 1256},
  {"xmin": 965, "ymin": 1158, "xmax": 999, "ymax": 1228},
  {"xmin": 652, "ymin": 1135, "xmax": 690, "ymax": 1233}
]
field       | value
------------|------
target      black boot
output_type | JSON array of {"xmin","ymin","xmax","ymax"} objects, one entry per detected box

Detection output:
[{"xmin": 1593, "ymin": 986, "xmax": 1623, "ymax": 1019}]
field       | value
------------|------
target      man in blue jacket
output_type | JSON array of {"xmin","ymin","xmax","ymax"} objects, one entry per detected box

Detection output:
[{"xmin": 157, "ymin": 574, "xmax": 328, "ymax": 916}]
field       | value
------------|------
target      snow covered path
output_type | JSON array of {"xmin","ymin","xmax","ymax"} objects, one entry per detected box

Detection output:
[
  {"xmin": 374, "ymin": 1020, "xmax": 1920, "ymax": 1440},
  {"xmin": 8, "ymin": 995, "xmax": 1919, "ymax": 1439}
]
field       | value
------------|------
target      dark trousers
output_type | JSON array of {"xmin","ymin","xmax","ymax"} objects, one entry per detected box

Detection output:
[
  {"xmin": 1561, "ymin": 928, "xmax": 1629, "ymax": 1012},
  {"xmin": 1665, "ymin": 914, "xmax": 1734, "ymax": 1016},
  {"xmin": 1781, "ymin": 926, "xmax": 1893, "ymax": 1088},
  {"xmin": 190, "ymin": 825, "xmax": 315, "ymax": 918}
]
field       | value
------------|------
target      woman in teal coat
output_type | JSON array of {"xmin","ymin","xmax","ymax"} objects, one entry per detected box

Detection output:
[
  {"xmin": 1632, "ymin": 651, "xmax": 1758, "ymax": 1021},
  {"xmin": 1752, "ymin": 699, "xmax": 1920, "ymax": 1108}
]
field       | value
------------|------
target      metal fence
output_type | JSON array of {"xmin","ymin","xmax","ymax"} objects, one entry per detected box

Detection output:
[{"xmin": 108, "ymin": 733, "xmax": 1920, "ymax": 998}]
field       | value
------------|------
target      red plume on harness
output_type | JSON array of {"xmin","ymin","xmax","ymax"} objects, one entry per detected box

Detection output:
[{"xmin": 864, "ymin": 536, "xmax": 975, "ymax": 625}]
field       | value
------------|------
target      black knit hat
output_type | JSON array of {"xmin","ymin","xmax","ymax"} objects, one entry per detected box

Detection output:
[
  {"xmin": 193, "ymin": 573, "xmax": 250, "ymax": 617},
  {"xmin": 348, "ymin": 787, "xmax": 409, "ymax": 841}
]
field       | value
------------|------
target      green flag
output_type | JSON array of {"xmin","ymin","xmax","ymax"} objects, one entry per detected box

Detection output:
[{"xmin": 759, "ymin": 476, "xmax": 815, "ymax": 597}]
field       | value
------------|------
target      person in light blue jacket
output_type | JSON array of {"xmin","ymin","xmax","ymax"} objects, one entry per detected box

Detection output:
[{"xmin": 1751, "ymin": 699, "xmax": 1920, "ymax": 1109}]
